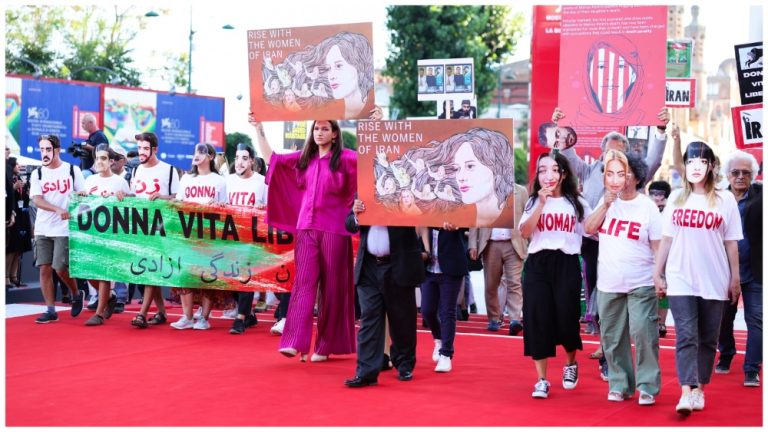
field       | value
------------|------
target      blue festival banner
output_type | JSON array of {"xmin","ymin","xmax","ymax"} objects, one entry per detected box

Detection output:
[
  {"xmin": 156, "ymin": 93, "xmax": 225, "ymax": 164},
  {"xmin": 17, "ymin": 78, "xmax": 101, "ymax": 166}
]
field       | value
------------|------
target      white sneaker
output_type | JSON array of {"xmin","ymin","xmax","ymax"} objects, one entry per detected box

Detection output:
[
  {"xmin": 271, "ymin": 318, "xmax": 285, "ymax": 335},
  {"xmin": 532, "ymin": 379, "xmax": 550, "ymax": 399},
  {"xmin": 432, "ymin": 340, "xmax": 442, "ymax": 362},
  {"xmin": 193, "ymin": 317, "xmax": 211, "ymax": 330},
  {"xmin": 170, "ymin": 316, "xmax": 194, "ymax": 330},
  {"xmin": 194, "ymin": 307, "xmax": 204, "ymax": 320},
  {"xmin": 607, "ymin": 391, "xmax": 624, "ymax": 402},
  {"xmin": 676, "ymin": 393, "xmax": 693, "ymax": 415},
  {"xmin": 220, "ymin": 308, "xmax": 238, "ymax": 320},
  {"xmin": 638, "ymin": 391, "xmax": 656, "ymax": 406},
  {"xmin": 435, "ymin": 354, "xmax": 452, "ymax": 373},
  {"xmin": 690, "ymin": 388, "xmax": 704, "ymax": 411}
]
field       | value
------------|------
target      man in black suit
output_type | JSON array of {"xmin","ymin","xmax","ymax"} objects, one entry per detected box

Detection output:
[{"xmin": 344, "ymin": 199, "xmax": 426, "ymax": 387}]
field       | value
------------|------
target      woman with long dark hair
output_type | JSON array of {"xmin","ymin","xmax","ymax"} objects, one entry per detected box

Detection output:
[
  {"xmin": 654, "ymin": 141, "xmax": 742, "ymax": 415},
  {"xmin": 250, "ymin": 116, "xmax": 358, "ymax": 362},
  {"xmin": 519, "ymin": 151, "xmax": 591, "ymax": 399}
]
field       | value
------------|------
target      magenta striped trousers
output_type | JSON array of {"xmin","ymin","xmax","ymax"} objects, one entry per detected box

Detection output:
[{"xmin": 279, "ymin": 229, "xmax": 356, "ymax": 355}]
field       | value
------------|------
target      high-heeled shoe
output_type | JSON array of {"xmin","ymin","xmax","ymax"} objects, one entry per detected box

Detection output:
[
  {"xmin": 279, "ymin": 347, "xmax": 298, "ymax": 358},
  {"xmin": 311, "ymin": 353, "xmax": 329, "ymax": 362}
]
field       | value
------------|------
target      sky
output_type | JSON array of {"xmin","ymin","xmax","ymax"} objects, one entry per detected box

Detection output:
[{"xmin": 5, "ymin": 1, "xmax": 763, "ymax": 151}]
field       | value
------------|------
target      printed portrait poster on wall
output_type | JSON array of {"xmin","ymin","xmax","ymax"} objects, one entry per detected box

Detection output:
[
  {"xmin": 731, "ymin": 103, "xmax": 763, "ymax": 149},
  {"xmin": 356, "ymin": 119, "xmax": 515, "ymax": 228},
  {"xmin": 734, "ymin": 42, "xmax": 763, "ymax": 105},
  {"xmin": 666, "ymin": 39, "xmax": 693, "ymax": 78},
  {"xmin": 5, "ymin": 76, "xmax": 22, "ymax": 154},
  {"xmin": 247, "ymin": 22, "xmax": 375, "ymax": 122},
  {"xmin": 103, "ymin": 87, "xmax": 157, "ymax": 154},
  {"xmin": 557, "ymin": 5, "xmax": 667, "ymax": 128}
]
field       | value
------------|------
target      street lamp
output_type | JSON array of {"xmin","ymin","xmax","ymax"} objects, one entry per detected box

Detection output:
[
  {"xmin": 145, "ymin": 7, "xmax": 234, "ymax": 94},
  {"xmin": 14, "ymin": 57, "xmax": 43, "ymax": 79},
  {"xmin": 69, "ymin": 65, "xmax": 122, "ymax": 84}
]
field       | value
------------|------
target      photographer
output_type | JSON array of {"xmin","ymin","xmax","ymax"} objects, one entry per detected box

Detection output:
[{"xmin": 73, "ymin": 113, "xmax": 108, "ymax": 175}]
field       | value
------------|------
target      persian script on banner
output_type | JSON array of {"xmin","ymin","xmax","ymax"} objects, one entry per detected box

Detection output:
[{"xmin": 69, "ymin": 196, "xmax": 295, "ymax": 292}]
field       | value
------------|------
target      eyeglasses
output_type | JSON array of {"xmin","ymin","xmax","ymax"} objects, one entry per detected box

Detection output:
[{"xmin": 730, "ymin": 169, "xmax": 752, "ymax": 178}]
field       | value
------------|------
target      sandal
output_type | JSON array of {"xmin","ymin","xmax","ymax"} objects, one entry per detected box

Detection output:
[
  {"xmin": 589, "ymin": 349, "xmax": 604, "ymax": 359},
  {"xmin": 148, "ymin": 312, "xmax": 167, "ymax": 325},
  {"xmin": 131, "ymin": 314, "xmax": 148, "ymax": 328},
  {"xmin": 85, "ymin": 314, "xmax": 104, "ymax": 326}
]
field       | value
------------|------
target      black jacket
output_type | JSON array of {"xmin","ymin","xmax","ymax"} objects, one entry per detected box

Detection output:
[
  {"xmin": 425, "ymin": 228, "xmax": 469, "ymax": 277},
  {"xmin": 345, "ymin": 212, "xmax": 426, "ymax": 288},
  {"xmin": 739, "ymin": 183, "xmax": 762, "ymax": 283}
]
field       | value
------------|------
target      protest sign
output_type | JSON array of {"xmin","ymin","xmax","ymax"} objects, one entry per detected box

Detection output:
[
  {"xmin": 665, "ymin": 78, "xmax": 696, "ymax": 108},
  {"xmin": 247, "ymin": 22, "xmax": 375, "ymax": 121},
  {"xmin": 417, "ymin": 58, "xmax": 475, "ymax": 101},
  {"xmin": 356, "ymin": 119, "xmax": 515, "ymax": 228},
  {"xmin": 731, "ymin": 103, "xmax": 763, "ymax": 149},
  {"xmin": 69, "ymin": 195, "xmax": 295, "ymax": 292},
  {"xmin": 734, "ymin": 42, "xmax": 763, "ymax": 105},
  {"xmin": 558, "ymin": 5, "xmax": 667, "ymax": 128},
  {"xmin": 666, "ymin": 39, "xmax": 693, "ymax": 78}
]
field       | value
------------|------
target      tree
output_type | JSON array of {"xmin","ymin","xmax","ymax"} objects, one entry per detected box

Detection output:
[
  {"xmin": 384, "ymin": 6, "xmax": 524, "ymax": 118},
  {"xmin": 5, "ymin": 5, "xmax": 146, "ymax": 86},
  {"xmin": 225, "ymin": 132, "xmax": 253, "ymax": 165},
  {"xmin": 342, "ymin": 130, "xmax": 357, "ymax": 150}
]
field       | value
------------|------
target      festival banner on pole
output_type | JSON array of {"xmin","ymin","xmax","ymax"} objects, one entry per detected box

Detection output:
[
  {"xmin": 665, "ymin": 78, "xmax": 696, "ymax": 108},
  {"xmin": 356, "ymin": 119, "xmax": 515, "ymax": 228},
  {"xmin": 731, "ymin": 103, "xmax": 763, "ymax": 149},
  {"xmin": 16, "ymin": 77, "xmax": 101, "ymax": 166},
  {"xmin": 69, "ymin": 195, "xmax": 296, "ymax": 292},
  {"xmin": 666, "ymin": 39, "xmax": 693, "ymax": 78},
  {"xmin": 557, "ymin": 5, "xmax": 667, "ymax": 128},
  {"xmin": 246, "ymin": 22, "xmax": 375, "ymax": 121},
  {"xmin": 734, "ymin": 42, "xmax": 763, "ymax": 105}
]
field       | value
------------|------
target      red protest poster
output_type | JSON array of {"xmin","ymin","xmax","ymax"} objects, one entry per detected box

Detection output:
[
  {"xmin": 732, "ymin": 103, "xmax": 763, "ymax": 149},
  {"xmin": 356, "ymin": 119, "xmax": 515, "ymax": 228},
  {"xmin": 529, "ymin": 5, "xmax": 562, "ymax": 184},
  {"xmin": 557, "ymin": 6, "xmax": 667, "ymax": 128},
  {"xmin": 246, "ymin": 23, "xmax": 375, "ymax": 122}
]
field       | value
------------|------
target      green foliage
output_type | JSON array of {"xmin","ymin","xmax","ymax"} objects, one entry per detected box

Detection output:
[
  {"xmin": 514, "ymin": 147, "xmax": 529, "ymax": 187},
  {"xmin": 342, "ymin": 130, "xmax": 357, "ymax": 150},
  {"xmin": 5, "ymin": 5, "xmax": 144, "ymax": 86},
  {"xmin": 225, "ymin": 132, "xmax": 253, "ymax": 165},
  {"xmin": 384, "ymin": 5, "xmax": 524, "ymax": 118}
]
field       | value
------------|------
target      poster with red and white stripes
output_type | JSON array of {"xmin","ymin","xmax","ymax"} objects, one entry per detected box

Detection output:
[{"xmin": 557, "ymin": 6, "xmax": 667, "ymax": 128}]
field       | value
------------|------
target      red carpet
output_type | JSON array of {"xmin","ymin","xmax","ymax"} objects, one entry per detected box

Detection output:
[{"xmin": 5, "ymin": 305, "xmax": 761, "ymax": 426}]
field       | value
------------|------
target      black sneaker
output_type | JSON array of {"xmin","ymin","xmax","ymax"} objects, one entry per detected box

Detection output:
[
  {"xmin": 230, "ymin": 318, "xmax": 246, "ymax": 335},
  {"xmin": 104, "ymin": 294, "xmax": 118, "ymax": 319},
  {"xmin": 509, "ymin": 320, "xmax": 523, "ymax": 336},
  {"xmin": 715, "ymin": 356, "xmax": 732, "ymax": 374},
  {"xmin": 744, "ymin": 372, "xmax": 760, "ymax": 387},
  {"xmin": 114, "ymin": 302, "xmax": 125, "ymax": 314},
  {"xmin": 245, "ymin": 313, "xmax": 258, "ymax": 328},
  {"xmin": 469, "ymin": 303, "xmax": 477, "ymax": 314},
  {"xmin": 563, "ymin": 362, "xmax": 579, "ymax": 390},
  {"xmin": 71, "ymin": 290, "xmax": 85, "ymax": 317},
  {"xmin": 35, "ymin": 310, "xmax": 59, "ymax": 324}
]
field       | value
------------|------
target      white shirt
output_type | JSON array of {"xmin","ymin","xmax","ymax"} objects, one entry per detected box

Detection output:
[
  {"xmin": 367, "ymin": 225, "xmax": 390, "ymax": 257},
  {"xmin": 519, "ymin": 196, "xmax": 592, "ymax": 255},
  {"xmin": 596, "ymin": 194, "xmax": 662, "ymax": 293},
  {"xmin": 30, "ymin": 162, "xmax": 85, "ymax": 237},
  {"xmin": 662, "ymin": 189, "xmax": 743, "ymax": 300},
  {"xmin": 130, "ymin": 161, "xmax": 180, "ymax": 199},
  {"xmin": 176, "ymin": 172, "xmax": 227, "ymax": 204},
  {"xmin": 83, "ymin": 173, "xmax": 131, "ymax": 198},
  {"xmin": 489, "ymin": 228, "xmax": 512, "ymax": 241},
  {"xmin": 226, "ymin": 173, "xmax": 267, "ymax": 207}
]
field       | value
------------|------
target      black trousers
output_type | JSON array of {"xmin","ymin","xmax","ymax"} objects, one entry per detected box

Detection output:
[
  {"xmin": 522, "ymin": 250, "xmax": 584, "ymax": 360},
  {"xmin": 355, "ymin": 253, "xmax": 417, "ymax": 379}
]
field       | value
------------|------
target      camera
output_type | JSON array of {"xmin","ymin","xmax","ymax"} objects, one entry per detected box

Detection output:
[{"xmin": 67, "ymin": 141, "xmax": 90, "ymax": 158}]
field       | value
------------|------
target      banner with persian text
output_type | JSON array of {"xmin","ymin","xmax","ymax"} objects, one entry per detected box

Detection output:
[{"xmin": 68, "ymin": 195, "xmax": 295, "ymax": 292}]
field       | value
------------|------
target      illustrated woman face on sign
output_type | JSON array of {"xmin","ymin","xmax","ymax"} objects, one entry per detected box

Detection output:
[{"xmin": 585, "ymin": 35, "xmax": 642, "ymax": 115}]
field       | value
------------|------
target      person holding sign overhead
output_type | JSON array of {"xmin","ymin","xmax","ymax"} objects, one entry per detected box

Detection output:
[{"xmin": 250, "ymin": 107, "xmax": 381, "ymax": 362}]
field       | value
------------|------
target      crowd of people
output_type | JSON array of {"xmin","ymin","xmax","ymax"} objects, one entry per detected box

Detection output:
[{"xmin": 5, "ymin": 103, "xmax": 762, "ymax": 417}]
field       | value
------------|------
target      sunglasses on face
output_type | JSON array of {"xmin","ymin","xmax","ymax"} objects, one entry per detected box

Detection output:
[{"xmin": 730, "ymin": 169, "xmax": 752, "ymax": 178}]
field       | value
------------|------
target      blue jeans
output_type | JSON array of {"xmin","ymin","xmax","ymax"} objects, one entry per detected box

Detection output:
[
  {"xmin": 421, "ymin": 272, "xmax": 463, "ymax": 358},
  {"xmin": 114, "ymin": 282, "xmax": 128, "ymax": 303},
  {"xmin": 718, "ymin": 281, "xmax": 762, "ymax": 373}
]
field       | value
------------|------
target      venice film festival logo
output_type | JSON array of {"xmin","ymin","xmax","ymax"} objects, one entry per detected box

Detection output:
[
  {"xmin": 161, "ymin": 117, "xmax": 181, "ymax": 130},
  {"xmin": 27, "ymin": 106, "xmax": 50, "ymax": 121}
]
